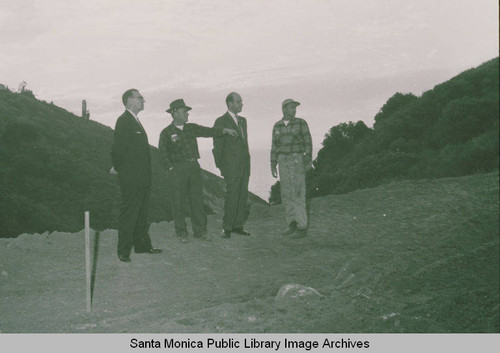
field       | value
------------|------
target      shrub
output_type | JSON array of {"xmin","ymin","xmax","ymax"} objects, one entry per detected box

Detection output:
[{"xmin": 1, "ymin": 122, "xmax": 39, "ymax": 145}]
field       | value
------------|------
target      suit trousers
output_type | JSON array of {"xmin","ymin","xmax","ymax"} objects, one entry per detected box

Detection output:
[
  {"xmin": 168, "ymin": 160, "xmax": 207, "ymax": 237},
  {"xmin": 118, "ymin": 185, "xmax": 153, "ymax": 256},
  {"xmin": 278, "ymin": 153, "xmax": 308, "ymax": 229},
  {"xmin": 222, "ymin": 171, "xmax": 249, "ymax": 231}
]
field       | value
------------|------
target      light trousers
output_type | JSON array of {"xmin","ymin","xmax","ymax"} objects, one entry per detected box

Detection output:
[{"xmin": 278, "ymin": 153, "xmax": 308, "ymax": 229}]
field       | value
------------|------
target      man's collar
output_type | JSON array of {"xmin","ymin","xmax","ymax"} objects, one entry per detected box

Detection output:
[
  {"xmin": 227, "ymin": 110, "xmax": 237, "ymax": 119},
  {"xmin": 281, "ymin": 116, "xmax": 296, "ymax": 123},
  {"xmin": 126, "ymin": 109, "xmax": 139, "ymax": 120},
  {"xmin": 169, "ymin": 122, "xmax": 185, "ymax": 131}
]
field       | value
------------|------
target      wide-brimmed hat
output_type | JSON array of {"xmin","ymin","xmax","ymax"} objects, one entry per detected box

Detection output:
[
  {"xmin": 282, "ymin": 98, "xmax": 300, "ymax": 108},
  {"xmin": 166, "ymin": 99, "xmax": 192, "ymax": 113}
]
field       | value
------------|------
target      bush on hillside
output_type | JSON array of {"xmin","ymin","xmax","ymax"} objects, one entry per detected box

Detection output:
[
  {"xmin": 269, "ymin": 181, "xmax": 281, "ymax": 206},
  {"xmin": 433, "ymin": 96, "xmax": 499, "ymax": 146},
  {"xmin": 270, "ymin": 57, "xmax": 499, "ymax": 203},
  {"xmin": 1, "ymin": 122, "xmax": 39, "ymax": 145}
]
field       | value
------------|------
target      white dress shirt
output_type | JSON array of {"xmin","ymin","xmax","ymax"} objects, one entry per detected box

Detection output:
[
  {"xmin": 227, "ymin": 110, "xmax": 239, "ymax": 126},
  {"xmin": 127, "ymin": 109, "xmax": 143, "ymax": 128},
  {"xmin": 227, "ymin": 110, "xmax": 243, "ymax": 137}
]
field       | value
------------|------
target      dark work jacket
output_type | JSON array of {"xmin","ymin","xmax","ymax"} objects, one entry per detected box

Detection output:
[
  {"xmin": 111, "ymin": 110, "xmax": 151, "ymax": 188},
  {"xmin": 212, "ymin": 112, "xmax": 250, "ymax": 178}
]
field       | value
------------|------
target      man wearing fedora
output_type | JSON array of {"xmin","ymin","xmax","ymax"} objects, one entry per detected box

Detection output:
[
  {"xmin": 271, "ymin": 99, "xmax": 313, "ymax": 239},
  {"xmin": 212, "ymin": 92, "xmax": 251, "ymax": 239},
  {"xmin": 159, "ymin": 99, "xmax": 237, "ymax": 242},
  {"xmin": 111, "ymin": 88, "xmax": 162, "ymax": 262}
]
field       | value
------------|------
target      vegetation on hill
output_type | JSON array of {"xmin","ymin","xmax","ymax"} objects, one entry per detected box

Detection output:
[
  {"xmin": 269, "ymin": 57, "xmax": 499, "ymax": 204},
  {"xmin": 0, "ymin": 87, "xmax": 264, "ymax": 238}
]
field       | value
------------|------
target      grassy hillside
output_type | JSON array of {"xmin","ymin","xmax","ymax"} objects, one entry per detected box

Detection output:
[
  {"xmin": 0, "ymin": 171, "xmax": 497, "ymax": 333},
  {"xmin": 271, "ymin": 57, "xmax": 499, "ymax": 204},
  {"xmin": 0, "ymin": 88, "xmax": 265, "ymax": 237}
]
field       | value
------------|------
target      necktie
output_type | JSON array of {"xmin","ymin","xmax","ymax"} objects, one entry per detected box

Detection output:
[{"xmin": 235, "ymin": 115, "xmax": 244, "ymax": 138}]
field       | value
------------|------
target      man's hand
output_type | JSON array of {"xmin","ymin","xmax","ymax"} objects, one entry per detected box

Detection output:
[
  {"xmin": 109, "ymin": 166, "xmax": 118, "ymax": 175},
  {"xmin": 271, "ymin": 165, "xmax": 278, "ymax": 178},
  {"xmin": 222, "ymin": 128, "xmax": 238, "ymax": 137}
]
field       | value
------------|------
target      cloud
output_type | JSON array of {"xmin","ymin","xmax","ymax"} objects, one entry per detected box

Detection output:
[{"xmin": 1, "ymin": 0, "xmax": 497, "ymax": 135}]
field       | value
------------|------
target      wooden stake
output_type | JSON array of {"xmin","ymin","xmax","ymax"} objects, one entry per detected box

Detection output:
[{"xmin": 85, "ymin": 211, "xmax": 91, "ymax": 313}]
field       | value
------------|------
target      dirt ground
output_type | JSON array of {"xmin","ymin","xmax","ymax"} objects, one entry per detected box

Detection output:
[{"xmin": 0, "ymin": 172, "xmax": 498, "ymax": 333}]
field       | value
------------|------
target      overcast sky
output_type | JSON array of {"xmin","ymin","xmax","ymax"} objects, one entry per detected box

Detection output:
[{"xmin": 1, "ymin": 0, "xmax": 498, "ymax": 196}]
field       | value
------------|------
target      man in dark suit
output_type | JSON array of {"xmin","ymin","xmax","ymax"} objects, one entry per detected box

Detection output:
[
  {"xmin": 213, "ymin": 92, "xmax": 251, "ymax": 238},
  {"xmin": 111, "ymin": 89, "xmax": 162, "ymax": 262}
]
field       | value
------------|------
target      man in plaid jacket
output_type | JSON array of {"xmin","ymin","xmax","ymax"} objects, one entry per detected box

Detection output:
[{"xmin": 271, "ymin": 99, "xmax": 313, "ymax": 239}]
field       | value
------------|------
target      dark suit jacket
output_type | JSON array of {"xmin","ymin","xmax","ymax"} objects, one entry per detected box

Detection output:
[
  {"xmin": 213, "ymin": 112, "xmax": 250, "ymax": 178},
  {"xmin": 111, "ymin": 110, "xmax": 151, "ymax": 188}
]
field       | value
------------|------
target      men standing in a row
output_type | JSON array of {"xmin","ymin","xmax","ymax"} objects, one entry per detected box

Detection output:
[
  {"xmin": 271, "ymin": 99, "xmax": 313, "ymax": 239},
  {"xmin": 159, "ymin": 99, "xmax": 238, "ymax": 242},
  {"xmin": 213, "ymin": 92, "xmax": 251, "ymax": 238},
  {"xmin": 111, "ymin": 89, "xmax": 162, "ymax": 262}
]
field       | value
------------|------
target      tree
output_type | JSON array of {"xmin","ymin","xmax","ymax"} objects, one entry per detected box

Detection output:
[
  {"xmin": 374, "ymin": 92, "xmax": 418, "ymax": 127},
  {"xmin": 315, "ymin": 121, "xmax": 371, "ymax": 172},
  {"xmin": 433, "ymin": 96, "xmax": 499, "ymax": 146}
]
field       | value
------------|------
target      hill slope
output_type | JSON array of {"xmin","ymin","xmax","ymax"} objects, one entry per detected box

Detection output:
[
  {"xmin": 269, "ymin": 57, "xmax": 500, "ymax": 204},
  {"xmin": 0, "ymin": 171, "xmax": 497, "ymax": 333},
  {"xmin": 0, "ymin": 88, "xmax": 265, "ymax": 237}
]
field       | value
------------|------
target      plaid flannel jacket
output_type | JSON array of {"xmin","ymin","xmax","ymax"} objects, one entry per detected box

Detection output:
[{"xmin": 270, "ymin": 117, "xmax": 312, "ymax": 169}]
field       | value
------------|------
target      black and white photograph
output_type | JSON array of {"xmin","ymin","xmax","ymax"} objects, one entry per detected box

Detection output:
[{"xmin": 0, "ymin": 0, "xmax": 498, "ymax": 350}]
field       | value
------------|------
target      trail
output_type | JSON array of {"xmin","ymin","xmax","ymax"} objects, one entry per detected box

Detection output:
[{"xmin": 0, "ymin": 172, "xmax": 498, "ymax": 333}]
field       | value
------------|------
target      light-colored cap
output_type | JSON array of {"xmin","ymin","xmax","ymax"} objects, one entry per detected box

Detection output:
[{"xmin": 282, "ymin": 98, "xmax": 300, "ymax": 108}]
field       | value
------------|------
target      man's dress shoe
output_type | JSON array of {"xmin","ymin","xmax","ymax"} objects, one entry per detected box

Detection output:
[
  {"xmin": 221, "ymin": 229, "xmax": 231, "ymax": 238},
  {"xmin": 232, "ymin": 228, "xmax": 250, "ymax": 236},
  {"xmin": 118, "ymin": 255, "xmax": 131, "ymax": 262},
  {"xmin": 136, "ymin": 248, "xmax": 162, "ymax": 254}
]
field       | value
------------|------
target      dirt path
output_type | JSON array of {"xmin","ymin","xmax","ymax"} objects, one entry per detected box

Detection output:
[{"xmin": 1, "ymin": 172, "xmax": 498, "ymax": 333}]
